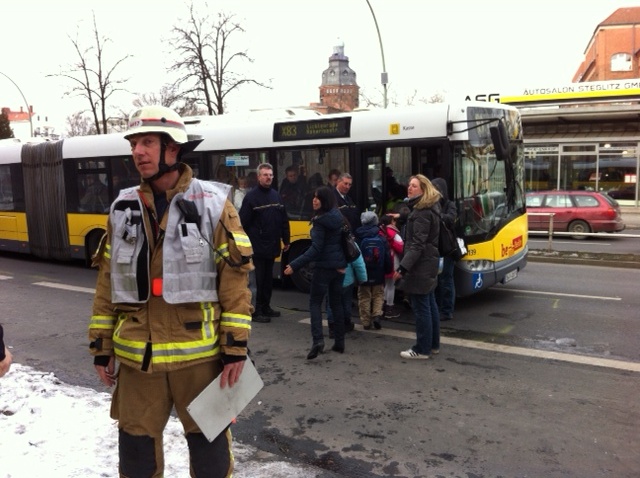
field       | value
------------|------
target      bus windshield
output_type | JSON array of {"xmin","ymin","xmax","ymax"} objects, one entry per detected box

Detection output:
[{"xmin": 454, "ymin": 108, "xmax": 525, "ymax": 239}]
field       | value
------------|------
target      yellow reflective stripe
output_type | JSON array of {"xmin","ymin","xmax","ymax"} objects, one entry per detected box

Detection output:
[
  {"xmin": 104, "ymin": 243, "xmax": 111, "ymax": 259},
  {"xmin": 232, "ymin": 232, "xmax": 251, "ymax": 248},
  {"xmin": 215, "ymin": 244, "xmax": 230, "ymax": 264},
  {"xmin": 113, "ymin": 337, "xmax": 146, "ymax": 362},
  {"xmin": 220, "ymin": 312, "xmax": 252, "ymax": 329},
  {"xmin": 201, "ymin": 302, "xmax": 214, "ymax": 322},
  {"xmin": 113, "ymin": 334, "xmax": 220, "ymax": 365},
  {"xmin": 197, "ymin": 303, "xmax": 215, "ymax": 339},
  {"xmin": 153, "ymin": 343, "xmax": 220, "ymax": 364},
  {"xmin": 89, "ymin": 315, "xmax": 116, "ymax": 329}
]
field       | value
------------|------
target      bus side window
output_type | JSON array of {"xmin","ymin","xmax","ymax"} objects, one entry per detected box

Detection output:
[
  {"xmin": 0, "ymin": 165, "xmax": 13, "ymax": 209},
  {"xmin": 80, "ymin": 174, "xmax": 109, "ymax": 213}
]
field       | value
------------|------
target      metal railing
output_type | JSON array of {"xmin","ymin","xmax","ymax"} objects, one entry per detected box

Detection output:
[{"xmin": 528, "ymin": 212, "xmax": 640, "ymax": 250}]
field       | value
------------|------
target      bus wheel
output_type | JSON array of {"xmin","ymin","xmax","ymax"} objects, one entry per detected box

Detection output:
[
  {"xmin": 85, "ymin": 229, "xmax": 106, "ymax": 266},
  {"xmin": 288, "ymin": 242, "xmax": 312, "ymax": 293},
  {"xmin": 569, "ymin": 220, "xmax": 590, "ymax": 240}
]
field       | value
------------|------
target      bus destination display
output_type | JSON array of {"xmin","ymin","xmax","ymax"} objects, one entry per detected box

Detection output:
[{"xmin": 273, "ymin": 118, "xmax": 351, "ymax": 142}]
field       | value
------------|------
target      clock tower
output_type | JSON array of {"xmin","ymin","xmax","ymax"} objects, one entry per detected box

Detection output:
[{"xmin": 316, "ymin": 40, "xmax": 359, "ymax": 113}]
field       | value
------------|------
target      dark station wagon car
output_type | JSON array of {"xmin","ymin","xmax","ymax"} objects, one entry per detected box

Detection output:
[
  {"xmin": 526, "ymin": 190, "xmax": 626, "ymax": 239},
  {"xmin": 607, "ymin": 184, "xmax": 637, "ymax": 201}
]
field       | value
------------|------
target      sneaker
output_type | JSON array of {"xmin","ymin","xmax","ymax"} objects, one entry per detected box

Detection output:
[
  {"xmin": 400, "ymin": 348, "xmax": 430, "ymax": 360},
  {"xmin": 252, "ymin": 314, "xmax": 271, "ymax": 323},
  {"xmin": 431, "ymin": 349, "xmax": 440, "ymax": 355},
  {"xmin": 373, "ymin": 316, "xmax": 382, "ymax": 330},
  {"xmin": 384, "ymin": 305, "xmax": 401, "ymax": 319},
  {"xmin": 263, "ymin": 307, "xmax": 281, "ymax": 318}
]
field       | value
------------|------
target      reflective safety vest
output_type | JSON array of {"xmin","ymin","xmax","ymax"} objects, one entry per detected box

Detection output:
[{"xmin": 109, "ymin": 180, "xmax": 231, "ymax": 304}]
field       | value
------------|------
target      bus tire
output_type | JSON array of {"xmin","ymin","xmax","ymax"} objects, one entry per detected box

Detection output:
[
  {"xmin": 288, "ymin": 241, "xmax": 312, "ymax": 293},
  {"xmin": 568, "ymin": 220, "xmax": 590, "ymax": 240},
  {"xmin": 85, "ymin": 229, "xmax": 106, "ymax": 266}
]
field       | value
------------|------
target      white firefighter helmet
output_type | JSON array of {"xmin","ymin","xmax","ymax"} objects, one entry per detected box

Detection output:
[{"xmin": 124, "ymin": 105, "xmax": 202, "ymax": 154}]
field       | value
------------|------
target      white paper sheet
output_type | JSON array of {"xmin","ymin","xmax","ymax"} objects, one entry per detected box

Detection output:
[{"xmin": 186, "ymin": 359, "xmax": 264, "ymax": 442}]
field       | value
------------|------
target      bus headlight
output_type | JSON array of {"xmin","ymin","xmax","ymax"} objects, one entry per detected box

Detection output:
[{"xmin": 458, "ymin": 259, "xmax": 494, "ymax": 272}]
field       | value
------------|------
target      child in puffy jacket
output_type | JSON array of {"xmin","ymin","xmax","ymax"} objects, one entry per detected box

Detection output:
[
  {"xmin": 380, "ymin": 214, "xmax": 404, "ymax": 319},
  {"xmin": 355, "ymin": 211, "xmax": 392, "ymax": 330}
]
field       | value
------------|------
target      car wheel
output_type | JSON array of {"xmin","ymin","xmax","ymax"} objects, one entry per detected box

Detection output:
[
  {"xmin": 288, "ymin": 241, "xmax": 312, "ymax": 293},
  {"xmin": 568, "ymin": 220, "xmax": 590, "ymax": 240}
]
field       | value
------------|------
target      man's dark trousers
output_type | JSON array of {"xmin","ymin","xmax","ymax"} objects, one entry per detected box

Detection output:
[{"xmin": 253, "ymin": 256, "xmax": 275, "ymax": 315}]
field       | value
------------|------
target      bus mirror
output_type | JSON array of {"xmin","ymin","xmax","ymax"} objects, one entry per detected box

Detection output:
[{"xmin": 490, "ymin": 120, "xmax": 510, "ymax": 161}]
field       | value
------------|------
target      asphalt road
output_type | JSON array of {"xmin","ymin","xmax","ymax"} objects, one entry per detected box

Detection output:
[{"xmin": 1, "ymin": 254, "xmax": 639, "ymax": 477}]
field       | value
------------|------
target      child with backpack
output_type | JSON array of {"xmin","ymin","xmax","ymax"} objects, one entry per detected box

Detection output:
[
  {"xmin": 379, "ymin": 214, "xmax": 405, "ymax": 319},
  {"xmin": 355, "ymin": 211, "xmax": 392, "ymax": 330}
]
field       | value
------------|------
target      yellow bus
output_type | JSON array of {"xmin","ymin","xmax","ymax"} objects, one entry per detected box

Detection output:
[{"xmin": 0, "ymin": 102, "xmax": 527, "ymax": 296}]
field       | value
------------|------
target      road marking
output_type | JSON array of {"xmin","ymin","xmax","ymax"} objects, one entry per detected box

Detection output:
[
  {"xmin": 298, "ymin": 318, "xmax": 640, "ymax": 373},
  {"xmin": 499, "ymin": 288, "xmax": 621, "ymax": 301},
  {"xmin": 33, "ymin": 281, "xmax": 96, "ymax": 294},
  {"xmin": 0, "ymin": 274, "xmax": 13, "ymax": 280}
]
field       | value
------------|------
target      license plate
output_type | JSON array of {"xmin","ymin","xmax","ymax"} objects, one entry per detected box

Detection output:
[{"xmin": 503, "ymin": 269, "xmax": 518, "ymax": 283}]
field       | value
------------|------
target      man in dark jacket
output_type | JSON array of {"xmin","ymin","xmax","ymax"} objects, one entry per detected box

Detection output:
[
  {"xmin": 432, "ymin": 178, "xmax": 457, "ymax": 321},
  {"xmin": 333, "ymin": 173, "xmax": 360, "ymax": 230},
  {"xmin": 240, "ymin": 163, "xmax": 290, "ymax": 323}
]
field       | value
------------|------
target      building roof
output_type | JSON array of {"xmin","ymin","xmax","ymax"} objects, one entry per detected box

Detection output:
[
  {"xmin": 600, "ymin": 7, "xmax": 640, "ymax": 26},
  {"xmin": 1, "ymin": 106, "xmax": 33, "ymax": 122}
]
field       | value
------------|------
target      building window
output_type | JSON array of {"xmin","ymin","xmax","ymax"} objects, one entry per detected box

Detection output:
[{"xmin": 611, "ymin": 52, "xmax": 632, "ymax": 72}]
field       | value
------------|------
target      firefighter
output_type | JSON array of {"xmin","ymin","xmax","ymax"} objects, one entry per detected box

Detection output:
[{"xmin": 89, "ymin": 105, "xmax": 253, "ymax": 478}]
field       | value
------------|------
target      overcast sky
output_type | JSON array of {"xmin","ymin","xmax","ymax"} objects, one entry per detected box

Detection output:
[{"xmin": 1, "ymin": 0, "xmax": 638, "ymax": 132}]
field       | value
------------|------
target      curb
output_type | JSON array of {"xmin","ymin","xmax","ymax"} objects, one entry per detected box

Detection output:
[{"xmin": 527, "ymin": 254, "xmax": 640, "ymax": 269}]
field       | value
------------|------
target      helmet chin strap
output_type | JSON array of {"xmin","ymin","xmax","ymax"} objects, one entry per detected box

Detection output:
[{"xmin": 143, "ymin": 141, "xmax": 180, "ymax": 183}]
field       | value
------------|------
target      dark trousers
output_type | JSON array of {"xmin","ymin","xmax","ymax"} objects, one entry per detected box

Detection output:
[
  {"xmin": 309, "ymin": 268, "xmax": 345, "ymax": 346},
  {"xmin": 435, "ymin": 256, "xmax": 456, "ymax": 319},
  {"xmin": 253, "ymin": 256, "xmax": 275, "ymax": 315},
  {"xmin": 326, "ymin": 283, "xmax": 355, "ymax": 326}
]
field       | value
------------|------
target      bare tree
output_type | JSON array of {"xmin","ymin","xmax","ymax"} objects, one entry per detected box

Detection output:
[
  {"xmin": 360, "ymin": 87, "xmax": 444, "ymax": 108},
  {"xmin": 65, "ymin": 111, "xmax": 97, "ymax": 137},
  {"xmin": 132, "ymin": 84, "xmax": 206, "ymax": 117},
  {"xmin": 419, "ymin": 92, "xmax": 446, "ymax": 104},
  {"xmin": 169, "ymin": 3, "xmax": 270, "ymax": 115},
  {"xmin": 49, "ymin": 12, "xmax": 131, "ymax": 134},
  {"xmin": 360, "ymin": 86, "xmax": 399, "ymax": 108}
]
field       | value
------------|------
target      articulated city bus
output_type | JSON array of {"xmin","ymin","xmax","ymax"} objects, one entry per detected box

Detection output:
[{"xmin": 0, "ymin": 102, "xmax": 527, "ymax": 296}]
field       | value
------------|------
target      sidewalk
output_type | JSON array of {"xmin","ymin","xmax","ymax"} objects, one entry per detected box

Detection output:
[{"xmin": 621, "ymin": 206, "xmax": 640, "ymax": 229}]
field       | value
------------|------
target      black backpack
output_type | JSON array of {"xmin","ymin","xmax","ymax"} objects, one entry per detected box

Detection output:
[{"xmin": 438, "ymin": 213, "xmax": 463, "ymax": 260}]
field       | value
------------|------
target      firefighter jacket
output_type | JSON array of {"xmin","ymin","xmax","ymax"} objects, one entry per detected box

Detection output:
[{"xmin": 89, "ymin": 164, "xmax": 253, "ymax": 373}]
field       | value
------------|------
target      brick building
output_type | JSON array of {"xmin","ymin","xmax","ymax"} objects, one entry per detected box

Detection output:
[
  {"xmin": 573, "ymin": 7, "xmax": 640, "ymax": 82},
  {"xmin": 309, "ymin": 41, "xmax": 359, "ymax": 113}
]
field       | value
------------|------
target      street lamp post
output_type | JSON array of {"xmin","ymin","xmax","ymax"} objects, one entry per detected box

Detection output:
[
  {"xmin": 365, "ymin": 0, "xmax": 388, "ymax": 108},
  {"xmin": 0, "ymin": 71, "xmax": 34, "ymax": 138}
]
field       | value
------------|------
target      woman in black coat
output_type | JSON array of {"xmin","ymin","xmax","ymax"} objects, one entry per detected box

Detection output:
[
  {"xmin": 284, "ymin": 186, "xmax": 347, "ymax": 359},
  {"xmin": 393, "ymin": 174, "xmax": 442, "ymax": 359}
]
